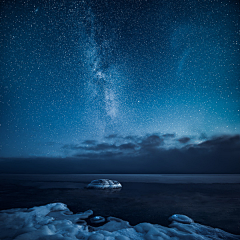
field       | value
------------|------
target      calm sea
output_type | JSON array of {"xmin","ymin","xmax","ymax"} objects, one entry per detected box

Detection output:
[{"xmin": 0, "ymin": 174, "xmax": 240, "ymax": 188}]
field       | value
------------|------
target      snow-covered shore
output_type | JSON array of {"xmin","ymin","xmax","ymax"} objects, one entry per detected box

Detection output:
[{"xmin": 1, "ymin": 203, "xmax": 239, "ymax": 240}]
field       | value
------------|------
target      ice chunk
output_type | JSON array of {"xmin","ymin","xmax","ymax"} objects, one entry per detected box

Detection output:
[
  {"xmin": 86, "ymin": 179, "xmax": 122, "ymax": 189},
  {"xmin": 96, "ymin": 216, "xmax": 131, "ymax": 232},
  {"xmin": 90, "ymin": 216, "xmax": 105, "ymax": 224},
  {"xmin": 169, "ymin": 214, "xmax": 194, "ymax": 224}
]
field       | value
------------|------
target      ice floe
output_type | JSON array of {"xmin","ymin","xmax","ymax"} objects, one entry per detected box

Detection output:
[
  {"xmin": 0, "ymin": 203, "xmax": 239, "ymax": 240},
  {"xmin": 86, "ymin": 179, "xmax": 122, "ymax": 189}
]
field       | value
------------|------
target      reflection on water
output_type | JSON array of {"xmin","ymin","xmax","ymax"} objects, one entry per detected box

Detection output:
[{"xmin": 85, "ymin": 188, "xmax": 122, "ymax": 194}]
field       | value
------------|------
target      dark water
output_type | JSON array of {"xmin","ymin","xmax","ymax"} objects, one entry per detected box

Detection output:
[{"xmin": 0, "ymin": 174, "xmax": 240, "ymax": 234}]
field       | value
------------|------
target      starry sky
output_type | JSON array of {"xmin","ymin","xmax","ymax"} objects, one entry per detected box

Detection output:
[{"xmin": 0, "ymin": 0, "xmax": 240, "ymax": 173}]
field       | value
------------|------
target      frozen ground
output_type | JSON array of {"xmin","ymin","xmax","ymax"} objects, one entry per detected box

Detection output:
[{"xmin": 1, "ymin": 202, "xmax": 240, "ymax": 240}]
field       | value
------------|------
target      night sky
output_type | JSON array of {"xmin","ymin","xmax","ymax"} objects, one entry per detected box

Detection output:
[{"xmin": 0, "ymin": 0, "xmax": 240, "ymax": 173}]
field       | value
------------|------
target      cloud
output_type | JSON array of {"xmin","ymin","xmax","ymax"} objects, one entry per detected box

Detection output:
[
  {"xmin": 140, "ymin": 135, "xmax": 163, "ymax": 147},
  {"xmin": 63, "ymin": 134, "xmax": 164, "ymax": 153},
  {"xmin": 62, "ymin": 143, "xmax": 118, "ymax": 151},
  {"xmin": 124, "ymin": 135, "xmax": 140, "ymax": 141},
  {"xmin": 90, "ymin": 143, "xmax": 118, "ymax": 151},
  {"xmin": 1, "ymin": 134, "xmax": 239, "ymax": 174},
  {"xmin": 198, "ymin": 135, "xmax": 240, "ymax": 151},
  {"xmin": 105, "ymin": 134, "xmax": 119, "ymax": 139},
  {"xmin": 178, "ymin": 137, "xmax": 191, "ymax": 144},
  {"xmin": 82, "ymin": 140, "xmax": 97, "ymax": 145},
  {"xmin": 119, "ymin": 143, "xmax": 137, "ymax": 150},
  {"xmin": 162, "ymin": 133, "xmax": 175, "ymax": 138}
]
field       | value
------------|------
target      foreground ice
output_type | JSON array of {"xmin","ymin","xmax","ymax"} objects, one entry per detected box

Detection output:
[{"xmin": 0, "ymin": 203, "xmax": 239, "ymax": 240}]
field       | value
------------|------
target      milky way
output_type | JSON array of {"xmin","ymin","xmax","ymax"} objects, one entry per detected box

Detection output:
[
  {"xmin": 84, "ymin": 7, "xmax": 121, "ymax": 136},
  {"xmin": 0, "ymin": 0, "xmax": 239, "ymax": 165}
]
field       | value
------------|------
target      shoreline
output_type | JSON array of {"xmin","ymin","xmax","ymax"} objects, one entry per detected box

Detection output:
[{"xmin": 0, "ymin": 178, "xmax": 240, "ymax": 234}]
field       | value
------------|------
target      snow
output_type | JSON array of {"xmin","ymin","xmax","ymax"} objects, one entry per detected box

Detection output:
[
  {"xmin": 0, "ymin": 203, "xmax": 239, "ymax": 240},
  {"xmin": 86, "ymin": 179, "xmax": 122, "ymax": 189}
]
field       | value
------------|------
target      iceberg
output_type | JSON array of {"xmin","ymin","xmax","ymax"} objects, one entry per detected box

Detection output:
[
  {"xmin": 0, "ymin": 203, "xmax": 239, "ymax": 240},
  {"xmin": 86, "ymin": 179, "xmax": 122, "ymax": 189}
]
